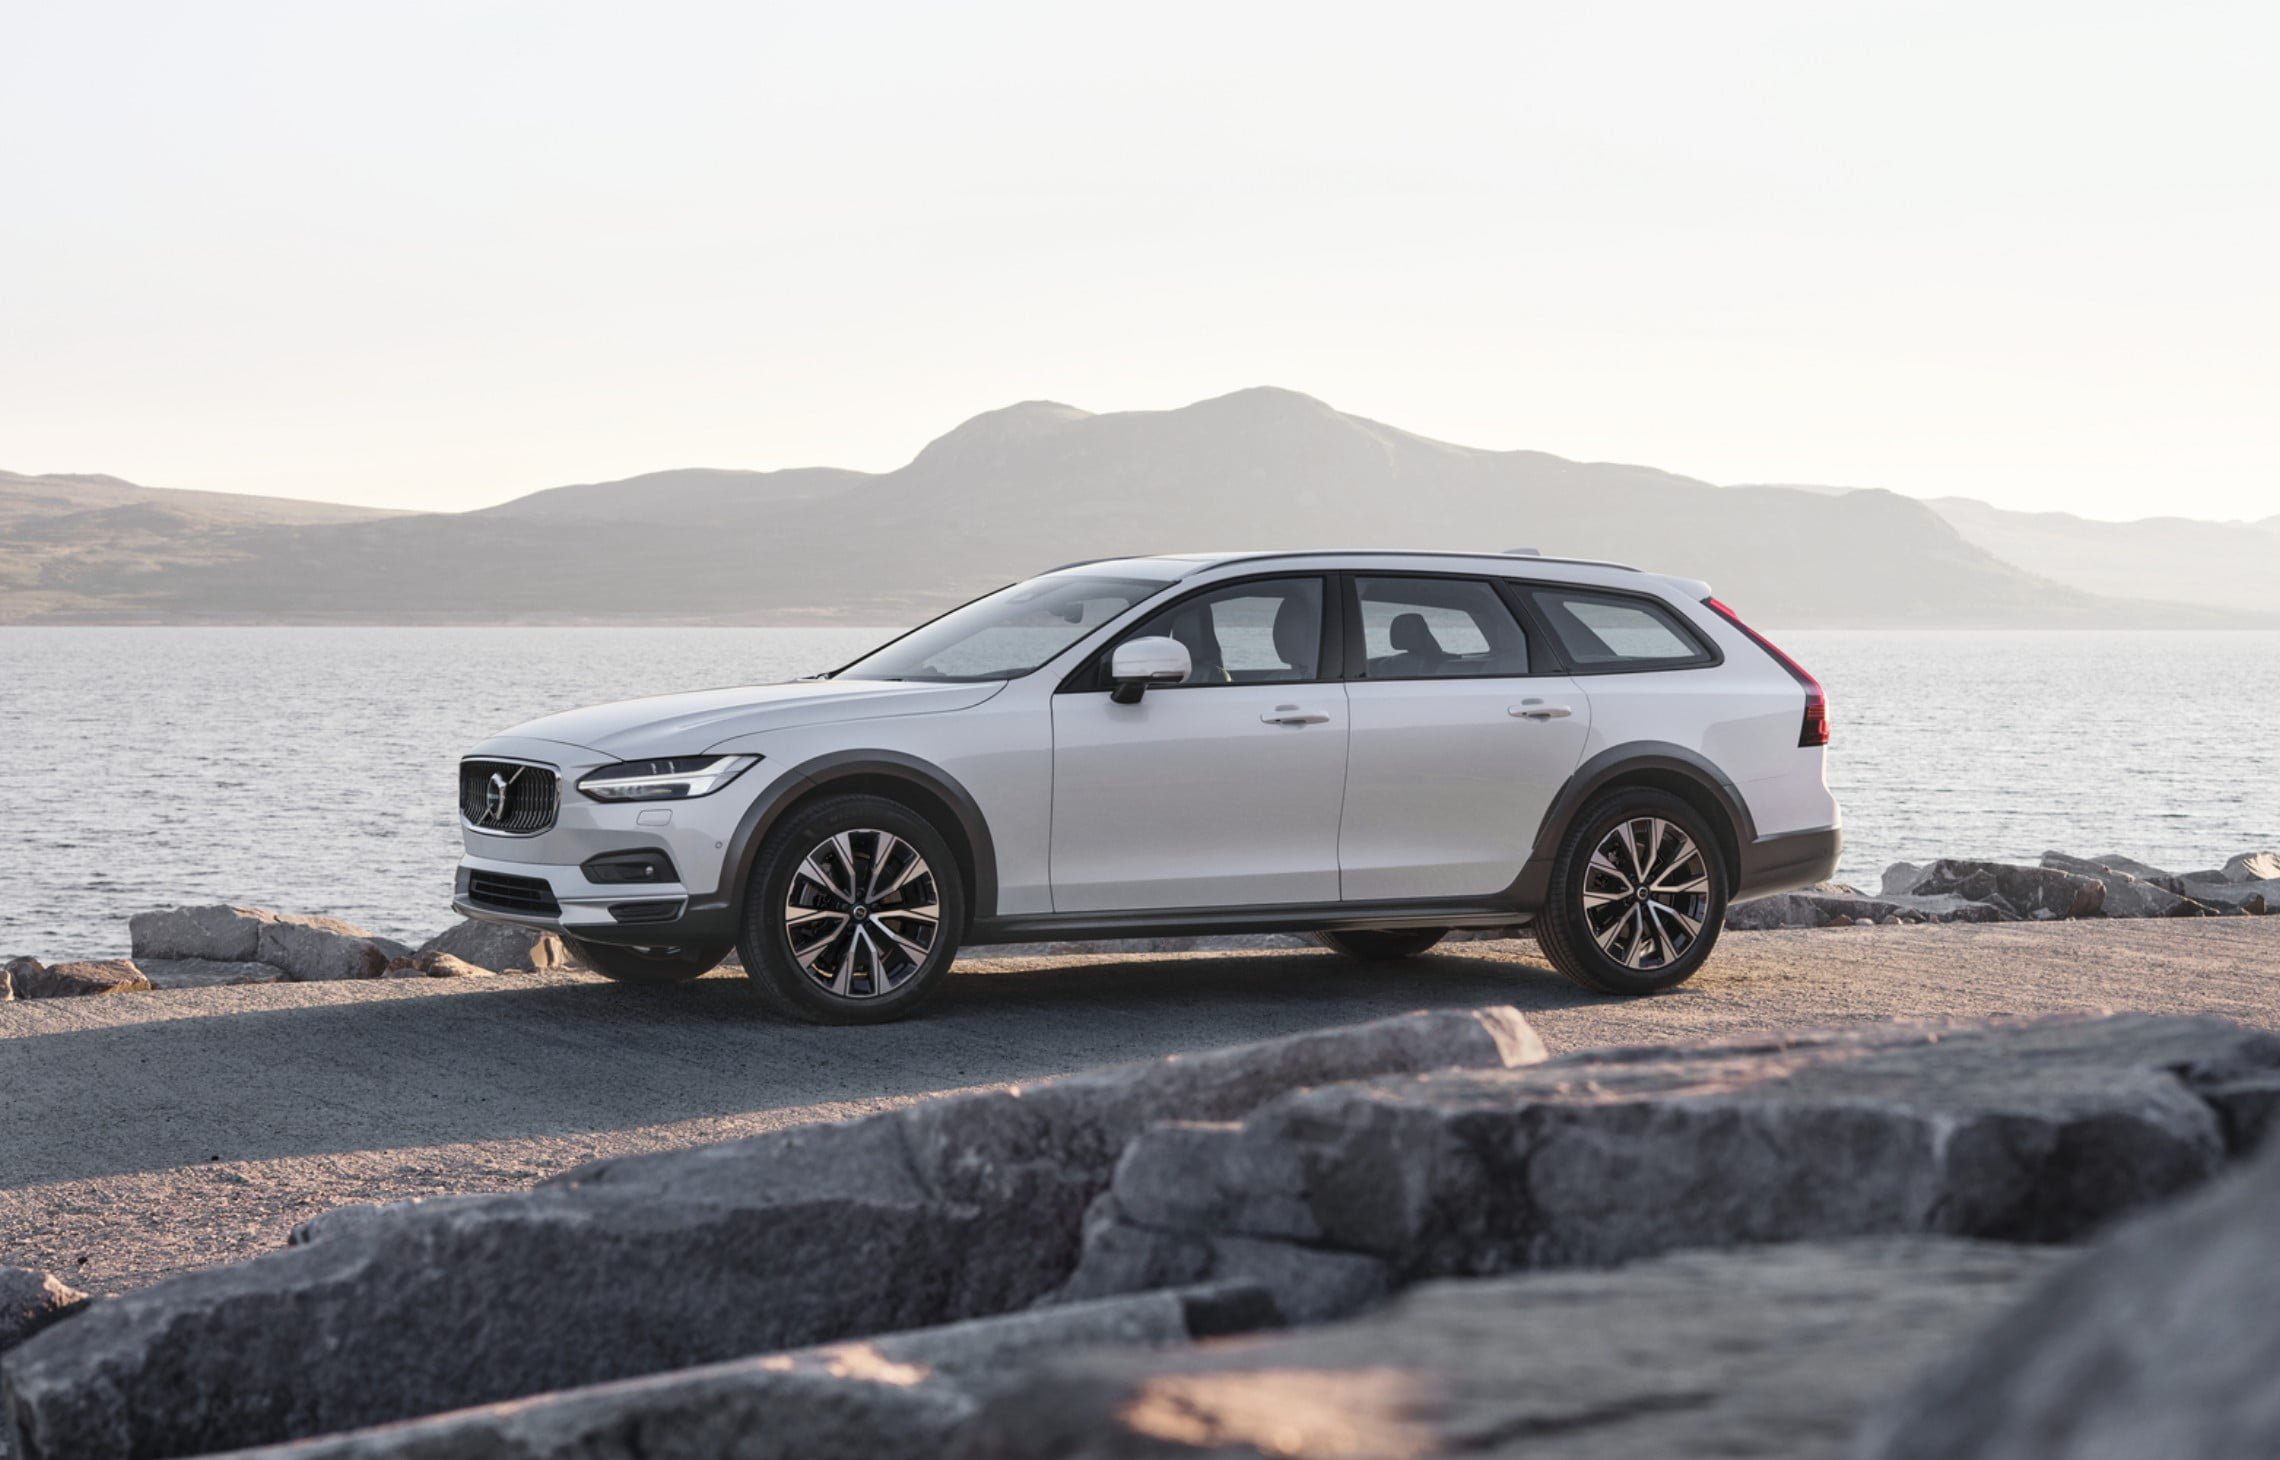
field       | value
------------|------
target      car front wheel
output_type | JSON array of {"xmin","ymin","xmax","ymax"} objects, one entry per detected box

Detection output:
[
  {"xmin": 1535, "ymin": 788, "xmax": 1728, "ymax": 995},
  {"xmin": 740, "ymin": 793, "xmax": 965, "ymax": 1024},
  {"xmin": 562, "ymin": 936, "xmax": 731, "ymax": 987}
]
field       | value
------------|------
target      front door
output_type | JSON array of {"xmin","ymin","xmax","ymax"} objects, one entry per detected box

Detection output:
[
  {"xmin": 1338, "ymin": 575, "xmax": 1592, "ymax": 900},
  {"xmin": 1050, "ymin": 576, "xmax": 1348, "ymax": 912}
]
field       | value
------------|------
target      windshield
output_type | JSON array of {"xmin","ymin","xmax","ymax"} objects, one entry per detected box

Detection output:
[{"xmin": 835, "ymin": 574, "xmax": 1163, "ymax": 682}]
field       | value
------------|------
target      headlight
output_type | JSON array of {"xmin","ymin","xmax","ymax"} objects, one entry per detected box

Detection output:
[{"xmin": 578, "ymin": 754, "xmax": 759, "ymax": 802}]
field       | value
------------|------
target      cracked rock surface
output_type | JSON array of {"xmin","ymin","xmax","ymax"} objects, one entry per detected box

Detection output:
[
  {"xmin": 957, "ymin": 1240, "xmax": 2075, "ymax": 1460},
  {"xmin": 1065, "ymin": 1013, "xmax": 2280, "ymax": 1300},
  {"xmin": 0, "ymin": 1008, "xmax": 1539, "ymax": 1460},
  {"xmin": 1857, "ymin": 1131, "xmax": 2280, "ymax": 1459}
]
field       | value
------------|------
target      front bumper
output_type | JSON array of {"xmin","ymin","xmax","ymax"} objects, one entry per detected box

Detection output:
[
  {"xmin": 452, "ymin": 735, "xmax": 775, "ymax": 949},
  {"xmin": 451, "ymin": 858, "xmax": 745, "ymax": 949}
]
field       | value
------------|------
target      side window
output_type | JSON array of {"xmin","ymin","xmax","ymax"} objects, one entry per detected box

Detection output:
[
  {"xmin": 1119, "ymin": 577, "xmax": 1324, "ymax": 686},
  {"xmin": 1355, "ymin": 577, "xmax": 1531, "ymax": 679},
  {"xmin": 1526, "ymin": 588, "xmax": 1711, "ymax": 670}
]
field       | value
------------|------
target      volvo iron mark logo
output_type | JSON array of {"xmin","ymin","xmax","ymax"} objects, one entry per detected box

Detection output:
[{"xmin": 482, "ymin": 769, "xmax": 514, "ymax": 825}]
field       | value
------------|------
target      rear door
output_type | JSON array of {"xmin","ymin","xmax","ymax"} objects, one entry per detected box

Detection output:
[
  {"xmin": 1337, "ymin": 574, "xmax": 1592, "ymax": 900},
  {"xmin": 1050, "ymin": 576, "xmax": 1349, "ymax": 912}
]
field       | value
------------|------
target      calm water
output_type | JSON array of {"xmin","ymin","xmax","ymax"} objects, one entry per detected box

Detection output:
[{"xmin": 2, "ymin": 628, "xmax": 2275, "ymax": 958}]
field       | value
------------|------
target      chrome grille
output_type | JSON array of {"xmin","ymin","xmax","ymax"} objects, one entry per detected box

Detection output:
[{"xmin": 459, "ymin": 759, "xmax": 559, "ymax": 835}]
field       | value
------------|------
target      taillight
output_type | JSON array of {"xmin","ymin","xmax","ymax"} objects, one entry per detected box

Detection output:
[{"xmin": 1704, "ymin": 597, "xmax": 1829, "ymax": 748}]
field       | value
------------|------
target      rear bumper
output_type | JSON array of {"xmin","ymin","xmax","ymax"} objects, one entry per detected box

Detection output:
[{"xmin": 1732, "ymin": 826, "xmax": 1843, "ymax": 902}]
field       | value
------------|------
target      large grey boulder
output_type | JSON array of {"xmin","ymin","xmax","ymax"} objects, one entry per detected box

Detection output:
[
  {"xmin": 131, "ymin": 906, "xmax": 409, "ymax": 981},
  {"xmin": 2041, "ymin": 851, "xmax": 2218, "ymax": 917},
  {"xmin": 196, "ymin": 1285, "xmax": 1273, "ymax": 1460},
  {"xmin": 956, "ymin": 1241, "xmax": 2074, "ymax": 1460},
  {"xmin": 0, "ymin": 1270, "xmax": 88, "ymax": 1355},
  {"xmin": 1888, "ymin": 859, "xmax": 2106, "ymax": 919},
  {"xmin": 130, "ymin": 905, "xmax": 271, "ymax": 962},
  {"xmin": 1063, "ymin": 1014, "xmax": 2280, "ymax": 1303},
  {"xmin": 414, "ymin": 919, "xmax": 568, "ymax": 975},
  {"xmin": 2220, "ymin": 849, "xmax": 2280, "ymax": 883},
  {"xmin": 2175, "ymin": 863, "xmax": 2278, "ymax": 913},
  {"xmin": 12, "ymin": 960, "xmax": 151, "ymax": 998},
  {"xmin": 0, "ymin": 1007, "xmax": 1543, "ymax": 1460},
  {"xmin": 1856, "ymin": 1132, "xmax": 2280, "ymax": 1458},
  {"xmin": 1725, "ymin": 888, "xmax": 1996, "ymax": 929},
  {"xmin": 255, "ymin": 915, "xmax": 411, "ymax": 981}
]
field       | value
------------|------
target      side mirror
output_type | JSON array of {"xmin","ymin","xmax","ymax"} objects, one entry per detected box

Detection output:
[{"xmin": 1108, "ymin": 636, "xmax": 1191, "ymax": 704}]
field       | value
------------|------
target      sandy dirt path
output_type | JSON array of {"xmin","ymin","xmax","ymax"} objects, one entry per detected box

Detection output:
[{"xmin": 4, "ymin": 920, "xmax": 2275, "ymax": 1294}]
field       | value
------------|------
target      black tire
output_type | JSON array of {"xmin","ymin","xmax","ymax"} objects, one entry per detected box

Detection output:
[
  {"xmin": 1313, "ymin": 927, "xmax": 1448, "ymax": 961},
  {"xmin": 1535, "ymin": 787, "xmax": 1729, "ymax": 995},
  {"xmin": 562, "ymin": 936, "xmax": 730, "ymax": 987},
  {"xmin": 739, "ymin": 793, "xmax": 965, "ymax": 1024}
]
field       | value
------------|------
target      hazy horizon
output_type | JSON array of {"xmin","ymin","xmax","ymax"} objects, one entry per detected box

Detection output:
[{"xmin": 6, "ymin": 1, "xmax": 2275, "ymax": 523}]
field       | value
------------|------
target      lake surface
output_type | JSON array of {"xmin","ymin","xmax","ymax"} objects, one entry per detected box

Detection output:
[{"xmin": 3, "ymin": 628, "xmax": 2275, "ymax": 958}]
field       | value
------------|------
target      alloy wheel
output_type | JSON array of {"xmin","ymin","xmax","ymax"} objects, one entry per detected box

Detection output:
[
  {"xmin": 1580, "ymin": 816, "xmax": 1711, "ymax": 971},
  {"xmin": 782, "ymin": 828, "xmax": 940, "ymax": 998}
]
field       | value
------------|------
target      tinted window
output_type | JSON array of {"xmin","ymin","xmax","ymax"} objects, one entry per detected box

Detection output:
[
  {"xmin": 1356, "ymin": 577, "xmax": 1530, "ymax": 679},
  {"xmin": 1121, "ymin": 578, "xmax": 1323, "ymax": 686},
  {"xmin": 1528, "ymin": 588, "xmax": 1709, "ymax": 669}
]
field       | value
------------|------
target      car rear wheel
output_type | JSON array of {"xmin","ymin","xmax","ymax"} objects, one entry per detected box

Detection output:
[
  {"xmin": 1313, "ymin": 927, "xmax": 1448, "ymax": 960},
  {"xmin": 740, "ymin": 793, "xmax": 965, "ymax": 1024},
  {"xmin": 562, "ymin": 936, "xmax": 730, "ymax": 987},
  {"xmin": 1535, "ymin": 788, "xmax": 1728, "ymax": 995}
]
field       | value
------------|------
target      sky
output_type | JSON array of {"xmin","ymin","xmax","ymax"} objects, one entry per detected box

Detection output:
[{"xmin": 3, "ymin": 1, "xmax": 2274, "ymax": 522}]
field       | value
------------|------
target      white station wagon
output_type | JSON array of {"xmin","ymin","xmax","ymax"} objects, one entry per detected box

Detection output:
[{"xmin": 455, "ymin": 551, "xmax": 1840, "ymax": 1022}]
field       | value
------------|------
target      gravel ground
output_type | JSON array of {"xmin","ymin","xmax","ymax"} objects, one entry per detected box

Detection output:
[{"xmin": 3, "ymin": 920, "xmax": 2275, "ymax": 1295}]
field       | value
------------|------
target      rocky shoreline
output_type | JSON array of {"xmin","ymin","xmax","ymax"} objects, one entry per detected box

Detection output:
[
  {"xmin": 5, "ymin": 848, "xmax": 2274, "ymax": 1002},
  {"xmin": 1733, "ymin": 849, "xmax": 2280, "ymax": 929},
  {"xmin": 5, "ymin": 1004, "xmax": 2279, "ymax": 1458},
  {"xmin": 1, "ymin": 908, "xmax": 569, "ymax": 1002}
]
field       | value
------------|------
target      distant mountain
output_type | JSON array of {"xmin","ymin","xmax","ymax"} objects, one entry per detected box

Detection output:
[
  {"xmin": 0, "ymin": 470, "xmax": 408, "ymax": 623},
  {"xmin": 1921, "ymin": 498, "xmax": 2278, "ymax": 616},
  {"xmin": 0, "ymin": 393, "xmax": 2262, "ymax": 627}
]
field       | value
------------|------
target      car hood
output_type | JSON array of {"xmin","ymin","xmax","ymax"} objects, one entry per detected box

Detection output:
[{"xmin": 496, "ymin": 679, "xmax": 1006, "ymax": 759}]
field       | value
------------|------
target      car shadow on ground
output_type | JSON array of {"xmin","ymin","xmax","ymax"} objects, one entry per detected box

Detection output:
[{"xmin": 0, "ymin": 947, "xmax": 1603, "ymax": 1187}]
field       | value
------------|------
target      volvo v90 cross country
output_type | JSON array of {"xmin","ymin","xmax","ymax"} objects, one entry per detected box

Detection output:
[{"xmin": 453, "ymin": 551, "xmax": 1840, "ymax": 1022}]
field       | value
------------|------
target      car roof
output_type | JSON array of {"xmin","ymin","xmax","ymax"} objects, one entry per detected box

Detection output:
[{"xmin": 1041, "ymin": 548, "xmax": 1640, "ymax": 577}]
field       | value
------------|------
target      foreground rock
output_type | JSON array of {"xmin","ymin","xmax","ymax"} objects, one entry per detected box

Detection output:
[
  {"xmin": 130, "ymin": 906, "xmax": 410, "ymax": 982},
  {"xmin": 0, "ymin": 1270, "xmax": 88, "ymax": 1355},
  {"xmin": 1858, "ymin": 1130, "xmax": 2280, "ymax": 1458},
  {"xmin": 1063, "ymin": 1014, "xmax": 2280, "ymax": 1305},
  {"xmin": 201, "ymin": 1285, "xmax": 1275, "ymax": 1460},
  {"xmin": 0, "ymin": 1007, "xmax": 1542, "ymax": 1460},
  {"xmin": 958, "ymin": 1241, "xmax": 2072, "ymax": 1460},
  {"xmin": 413, "ymin": 920, "xmax": 568, "ymax": 976},
  {"xmin": 10, "ymin": 960, "xmax": 151, "ymax": 998}
]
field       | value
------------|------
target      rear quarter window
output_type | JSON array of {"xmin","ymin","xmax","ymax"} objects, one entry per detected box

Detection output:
[{"xmin": 1523, "ymin": 587, "xmax": 1715, "ymax": 672}]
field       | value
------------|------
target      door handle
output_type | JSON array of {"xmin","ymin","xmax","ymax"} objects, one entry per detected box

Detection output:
[
  {"xmin": 1509, "ymin": 702, "xmax": 1573, "ymax": 720},
  {"xmin": 1262, "ymin": 706, "xmax": 1331, "ymax": 725}
]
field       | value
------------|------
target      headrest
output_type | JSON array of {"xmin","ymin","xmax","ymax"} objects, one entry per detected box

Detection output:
[{"xmin": 1388, "ymin": 612, "xmax": 1440, "ymax": 655}]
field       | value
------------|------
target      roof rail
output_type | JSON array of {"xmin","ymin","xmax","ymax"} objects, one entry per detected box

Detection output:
[{"xmin": 1170, "ymin": 549, "xmax": 1642, "ymax": 574}]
